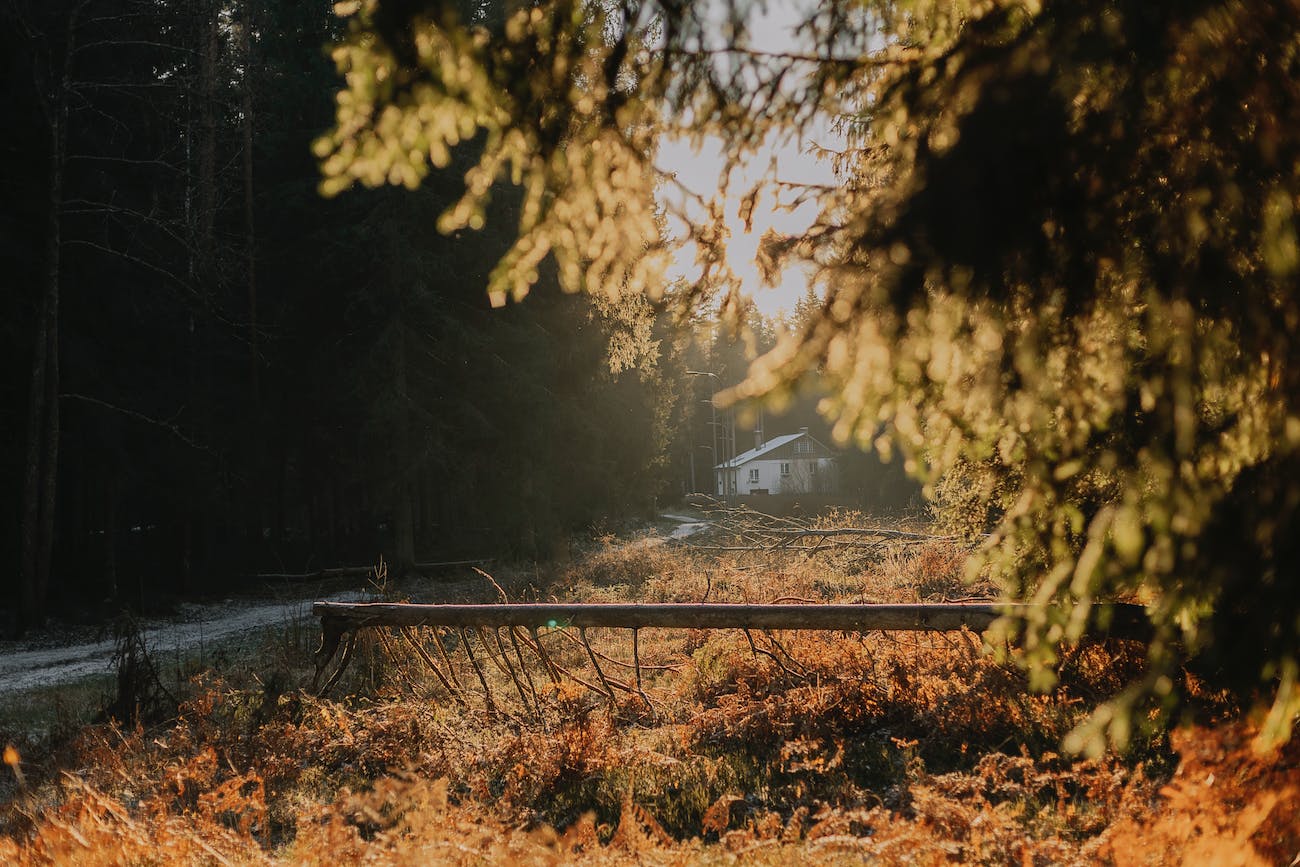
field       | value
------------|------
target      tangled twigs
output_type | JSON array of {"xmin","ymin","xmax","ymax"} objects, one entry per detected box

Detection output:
[
  {"xmin": 475, "ymin": 626, "xmax": 515, "ymax": 679},
  {"xmin": 433, "ymin": 627, "xmax": 464, "ymax": 690},
  {"xmin": 682, "ymin": 501, "xmax": 970, "ymax": 564},
  {"xmin": 474, "ymin": 566, "xmax": 510, "ymax": 602},
  {"xmin": 374, "ymin": 629, "xmax": 420, "ymax": 697},
  {"xmin": 310, "ymin": 598, "xmax": 1149, "ymax": 719},
  {"xmin": 632, "ymin": 628, "xmax": 657, "ymax": 718},
  {"xmin": 555, "ymin": 629, "xmax": 682, "ymax": 673},
  {"xmin": 506, "ymin": 626, "xmax": 544, "ymax": 722},
  {"xmin": 743, "ymin": 628, "xmax": 802, "ymax": 681},
  {"xmin": 632, "ymin": 629, "xmax": 645, "ymax": 694},
  {"xmin": 459, "ymin": 627, "xmax": 498, "ymax": 718},
  {"xmin": 492, "ymin": 627, "xmax": 541, "ymax": 721},
  {"xmin": 580, "ymin": 628, "xmax": 617, "ymax": 705},
  {"xmin": 311, "ymin": 619, "xmax": 347, "ymax": 693},
  {"xmin": 528, "ymin": 626, "xmax": 563, "ymax": 686},
  {"xmin": 523, "ymin": 627, "xmax": 642, "ymax": 702},
  {"xmin": 399, "ymin": 626, "xmax": 466, "ymax": 707},
  {"xmin": 317, "ymin": 632, "xmax": 358, "ymax": 698},
  {"xmin": 763, "ymin": 630, "xmax": 810, "ymax": 677}
]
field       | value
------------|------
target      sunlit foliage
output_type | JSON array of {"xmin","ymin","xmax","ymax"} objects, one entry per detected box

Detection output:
[
  {"xmin": 318, "ymin": 0, "xmax": 1300, "ymax": 750},
  {"xmin": 4, "ymin": 535, "xmax": 1295, "ymax": 863},
  {"xmin": 315, "ymin": 0, "xmax": 670, "ymax": 307}
]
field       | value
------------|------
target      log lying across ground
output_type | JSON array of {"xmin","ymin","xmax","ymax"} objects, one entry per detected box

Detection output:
[
  {"xmin": 308, "ymin": 600, "xmax": 1151, "ymax": 696},
  {"xmin": 308, "ymin": 601, "xmax": 1151, "ymax": 697},
  {"xmin": 313, "ymin": 600, "xmax": 1142, "ymax": 634},
  {"xmin": 257, "ymin": 559, "xmax": 491, "ymax": 582}
]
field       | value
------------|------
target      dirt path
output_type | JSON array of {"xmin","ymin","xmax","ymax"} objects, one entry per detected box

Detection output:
[
  {"xmin": 0, "ymin": 591, "xmax": 365, "ymax": 697},
  {"xmin": 2, "ymin": 521, "xmax": 706, "ymax": 698},
  {"xmin": 660, "ymin": 513, "xmax": 710, "ymax": 540}
]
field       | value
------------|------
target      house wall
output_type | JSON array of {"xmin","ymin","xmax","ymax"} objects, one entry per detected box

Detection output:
[
  {"xmin": 755, "ymin": 438, "xmax": 835, "ymax": 463},
  {"xmin": 716, "ymin": 434, "xmax": 839, "ymax": 496},
  {"xmin": 737, "ymin": 457, "xmax": 836, "ymax": 495}
]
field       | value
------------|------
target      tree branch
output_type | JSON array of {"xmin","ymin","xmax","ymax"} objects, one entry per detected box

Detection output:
[{"xmin": 60, "ymin": 392, "xmax": 219, "ymax": 458}]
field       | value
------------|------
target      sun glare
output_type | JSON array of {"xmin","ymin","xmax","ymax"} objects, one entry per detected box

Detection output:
[
  {"xmin": 657, "ymin": 130, "xmax": 834, "ymax": 317},
  {"xmin": 655, "ymin": 0, "xmax": 840, "ymax": 318}
]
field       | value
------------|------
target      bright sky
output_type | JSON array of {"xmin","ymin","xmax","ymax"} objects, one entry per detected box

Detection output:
[{"xmin": 654, "ymin": 1, "xmax": 842, "ymax": 318}]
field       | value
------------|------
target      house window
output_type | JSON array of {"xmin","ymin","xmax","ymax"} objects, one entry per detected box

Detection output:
[
  {"xmin": 748, "ymin": 468, "xmax": 760, "ymax": 483},
  {"xmin": 809, "ymin": 462, "xmax": 817, "ymax": 475},
  {"xmin": 780, "ymin": 462, "xmax": 791, "ymax": 476},
  {"xmin": 794, "ymin": 440, "xmax": 812, "ymax": 455}
]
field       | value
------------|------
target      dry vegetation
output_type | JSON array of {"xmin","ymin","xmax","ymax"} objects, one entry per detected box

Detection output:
[{"xmin": 2, "ymin": 512, "xmax": 1297, "ymax": 865}]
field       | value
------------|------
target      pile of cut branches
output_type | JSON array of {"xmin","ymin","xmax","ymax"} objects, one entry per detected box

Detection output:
[{"xmin": 680, "ymin": 499, "xmax": 966, "ymax": 567}]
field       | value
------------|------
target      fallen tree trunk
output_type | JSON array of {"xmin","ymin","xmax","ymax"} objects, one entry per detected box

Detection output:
[
  {"xmin": 747, "ymin": 528, "xmax": 960, "ymax": 541},
  {"xmin": 312, "ymin": 600, "xmax": 1148, "ymax": 635},
  {"xmin": 308, "ymin": 600, "xmax": 1150, "ymax": 696},
  {"xmin": 258, "ymin": 566, "xmax": 376, "ymax": 581},
  {"xmin": 257, "ymin": 559, "xmax": 491, "ymax": 582}
]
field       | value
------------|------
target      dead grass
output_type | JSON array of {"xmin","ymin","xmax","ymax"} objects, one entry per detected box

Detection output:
[{"xmin": 2, "ymin": 514, "xmax": 1295, "ymax": 865}]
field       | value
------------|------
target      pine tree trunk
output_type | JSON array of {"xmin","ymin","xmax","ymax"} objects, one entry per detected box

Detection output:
[
  {"xmin": 241, "ymin": 2, "xmax": 259, "ymax": 403},
  {"xmin": 20, "ymin": 273, "xmax": 52, "ymax": 629},
  {"xmin": 198, "ymin": 0, "xmax": 217, "ymax": 277},
  {"xmin": 393, "ymin": 325, "xmax": 416, "ymax": 569},
  {"xmin": 105, "ymin": 475, "xmax": 118, "ymax": 602},
  {"xmin": 184, "ymin": 0, "xmax": 219, "ymax": 590},
  {"xmin": 240, "ymin": 3, "xmax": 268, "ymax": 559},
  {"xmin": 19, "ymin": 12, "xmax": 73, "ymax": 630}
]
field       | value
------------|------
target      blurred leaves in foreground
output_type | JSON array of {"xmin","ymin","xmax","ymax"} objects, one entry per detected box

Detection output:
[{"xmin": 318, "ymin": 0, "xmax": 1300, "ymax": 750}]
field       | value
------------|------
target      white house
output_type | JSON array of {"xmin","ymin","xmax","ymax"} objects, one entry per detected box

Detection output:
[{"xmin": 715, "ymin": 428, "xmax": 837, "ymax": 496}]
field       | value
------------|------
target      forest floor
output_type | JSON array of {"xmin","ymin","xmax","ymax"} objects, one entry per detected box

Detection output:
[
  {"xmin": 0, "ymin": 591, "xmax": 367, "ymax": 699},
  {"xmin": 2, "ymin": 511, "xmax": 1298, "ymax": 865},
  {"xmin": 0, "ymin": 513, "xmax": 707, "ymax": 702},
  {"xmin": 0, "ymin": 515, "xmax": 702, "ymax": 731}
]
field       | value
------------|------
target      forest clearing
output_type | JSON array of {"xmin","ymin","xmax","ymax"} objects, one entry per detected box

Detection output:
[
  {"xmin": 6, "ymin": 0, "xmax": 1300, "ymax": 863},
  {"xmin": 3, "ymin": 512, "xmax": 1297, "ymax": 864}
]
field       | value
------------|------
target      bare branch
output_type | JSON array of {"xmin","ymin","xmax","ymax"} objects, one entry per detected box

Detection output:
[{"xmin": 60, "ymin": 392, "xmax": 218, "ymax": 458}]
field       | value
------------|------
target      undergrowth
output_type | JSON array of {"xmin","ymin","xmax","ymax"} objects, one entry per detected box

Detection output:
[{"xmin": 2, "ymin": 512, "xmax": 1296, "ymax": 865}]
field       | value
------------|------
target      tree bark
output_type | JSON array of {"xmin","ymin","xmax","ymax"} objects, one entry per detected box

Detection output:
[
  {"xmin": 104, "ymin": 474, "xmax": 117, "ymax": 602},
  {"xmin": 311, "ymin": 601, "xmax": 1153, "ymax": 640},
  {"xmin": 19, "ymin": 8, "xmax": 75, "ymax": 630},
  {"xmin": 240, "ymin": 1, "xmax": 259, "ymax": 403},
  {"xmin": 185, "ymin": 0, "xmax": 219, "ymax": 590},
  {"xmin": 197, "ymin": 0, "xmax": 217, "ymax": 277},
  {"xmin": 20, "ymin": 270, "xmax": 53, "ymax": 629},
  {"xmin": 392, "ymin": 324, "xmax": 416, "ymax": 569}
]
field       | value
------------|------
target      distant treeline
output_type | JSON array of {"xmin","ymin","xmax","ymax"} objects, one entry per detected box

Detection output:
[
  {"xmin": 0, "ymin": 0, "xmax": 915, "ymax": 631},
  {"xmin": 0, "ymin": 0, "xmax": 688, "ymax": 628}
]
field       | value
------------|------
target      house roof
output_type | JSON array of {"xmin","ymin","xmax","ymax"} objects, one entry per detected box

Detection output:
[{"xmin": 714, "ymin": 432, "xmax": 807, "ymax": 469}]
